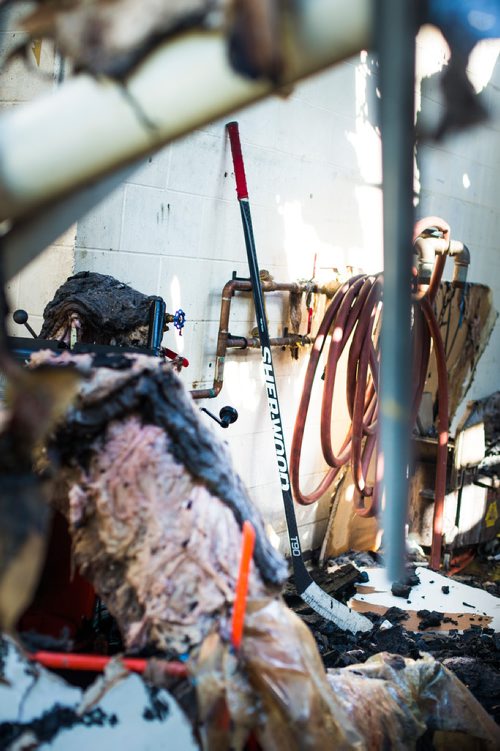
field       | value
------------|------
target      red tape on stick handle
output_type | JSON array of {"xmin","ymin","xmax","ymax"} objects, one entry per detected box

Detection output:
[
  {"xmin": 226, "ymin": 121, "xmax": 249, "ymax": 200},
  {"xmin": 231, "ymin": 520, "xmax": 256, "ymax": 650}
]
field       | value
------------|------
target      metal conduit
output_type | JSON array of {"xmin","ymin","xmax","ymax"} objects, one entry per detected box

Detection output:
[{"xmin": 377, "ymin": 0, "xmax": 417, "ymax": 582}]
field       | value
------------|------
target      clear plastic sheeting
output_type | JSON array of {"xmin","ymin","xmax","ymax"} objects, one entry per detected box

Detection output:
[
  {"xmin": 326, "ymin": 652, "xmax": 500, "ymax": 750},
  {"xmin": 194, "ymin": 596, "xmax": 363, "ymax": 751},
  {"xmin": 195, "ymin": 597, "xmax": 500, "ymax": 749}
]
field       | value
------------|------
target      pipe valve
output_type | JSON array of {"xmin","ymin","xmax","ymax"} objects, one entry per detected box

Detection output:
[{"xmin": 167, "ymin": 308, "xmax": 186, "ymax": 334}]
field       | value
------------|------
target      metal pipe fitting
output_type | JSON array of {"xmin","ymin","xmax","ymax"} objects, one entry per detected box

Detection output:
[
  {"xmin": 190, "ymin": 277, "xmax": 328, "ymax": 400},
  {"xmin": 413, "ymin": 230, "xmax": 449, "ymax": 286},
  {"xmin": 227, "ymin": 334, "xmax": 312, "ymax": 349},
  {"xmin": 449, "ymin": 240, "xmax": 470, "ymax": 288}
]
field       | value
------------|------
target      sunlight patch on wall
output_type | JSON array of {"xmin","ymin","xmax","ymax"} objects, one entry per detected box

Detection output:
[
  {"xmin": 224, "ymin": 359, "xmax": 259, "ymax": 410},
  {"xmin": 343, "ymin": 52, "xmax": 383, "ymax": 272},
  {"xmin": 279, "ymin": 199, "xmax": 331, "ymax": 279},
  {"xmin": 347, "ymin": 51, "xmax": 382, "ymax": 186},
  {"xmin": 415, "ymin": 24, "xmax": 450, "ymax": 94},
  {"xmin": 467, "ymin": 38, "xmax": 500, "ymax": 93},
  {"xmin": 352, "ymin": 185, "xmax": 383, "ymax": 273}
]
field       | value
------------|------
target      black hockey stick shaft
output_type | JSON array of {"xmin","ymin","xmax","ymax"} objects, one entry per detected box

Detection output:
[{"xmin": 226, "ymin": 121, "xmax": 371, "ymax": 630}]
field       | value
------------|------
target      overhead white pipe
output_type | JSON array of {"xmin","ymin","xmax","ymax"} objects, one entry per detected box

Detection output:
[{"xmin": 0, "ymin": 0, "xmax": 372, "ymax": 223}]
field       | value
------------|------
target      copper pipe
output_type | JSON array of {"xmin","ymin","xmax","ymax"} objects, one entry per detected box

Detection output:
[
  {"xmin": 449, "ymin": 240, "xmax": 470, "ymax": 287},
  {"xmin": 190, "ymin": 278, "xmax": 336, "ymax": 400},
  {"xmin": 227, "ymin": 334, "xmax": 312, "ymax": 349},
  {"xmin": 421, "ymin": 295, "xmax": 449, "ymax": 570},
  {"xmin": 411, "ymin": 216, "xmax": 467, "ymax": 571}
]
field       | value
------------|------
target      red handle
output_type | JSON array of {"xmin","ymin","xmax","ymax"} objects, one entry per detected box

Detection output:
[{"xmin": 226, "ymin": 121, "xmax": 249, "ymax": 200}]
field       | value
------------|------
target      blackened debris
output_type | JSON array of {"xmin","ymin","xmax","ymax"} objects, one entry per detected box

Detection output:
[
  {"xmin": 143, "ymin": 686, "xmax": 170, "ymax": 722},
  {"xmin": 290, "ymin": 560, "xmax": 500, "ymax": 722},
  {"xmin": 443, "ymin": 656, "xmax": 500, "ymax": 720},
  {"xmin": 40, "ymin": 271, "xmax": 158, "ymax": 346},
  {"xmin": 0, "ymin": 705, "xmax": 117, "ymax": 747},
  {"xmin": 417, "ymin": 610, "xmax": 443, "ymax": 630},
  {"xmin": 391, "ymin": 582, "xmax": 412, "ymax": 599},
  {"xmin": 442, "ymin": 585, "xmax": 450, "ymax": 594},
  {"xmin": 327, "ymin": 550, "xmax": 382, "ymax": 569},
  {"xmin": 391, "ymin": 571, "xmax": 421, "ymax": 599},
  {"xmin": 20, "ymin": 629, "xmax": 73, "ymax": 654},
  {"xmin": 384, "ymin": 607, "xmax": 410, "ymax": 624},
  {"xmin": 89, "ymin": 353, "xmax": 134, "ymax": 370}
]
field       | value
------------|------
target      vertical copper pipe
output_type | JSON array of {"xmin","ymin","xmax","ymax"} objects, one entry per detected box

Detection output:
[{"xmin": 421, "ymin": 295, "xmax": 449, "ymax": 570}]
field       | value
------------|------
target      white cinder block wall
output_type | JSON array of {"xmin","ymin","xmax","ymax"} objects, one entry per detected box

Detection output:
[
  {"xmin": 74, "ymin": 57, "xmax": 384, "ymax": 556},
  {"xmin": 3, "ymin": 20, "xmax": 500, "ymax": 554}
]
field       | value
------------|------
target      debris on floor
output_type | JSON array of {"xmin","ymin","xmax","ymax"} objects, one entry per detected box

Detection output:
[
  {"xmin": 288, "ymin": 551, "xmax": 500, "ymax": 725},
  {"xmin": 0, "ymin": 635, "xmax": 197, "ymax": 750},
  {"xmin": 326, "ymin": 651, "xmax": 500, "ymax": 750},
  {"xmin": 350, "ymin": 566, "xmax": 500, "ymax": 631}
]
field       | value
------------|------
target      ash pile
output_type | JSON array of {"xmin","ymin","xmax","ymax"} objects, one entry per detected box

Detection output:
[{"xmin": 287, "ymin": 550, "xmax": 500, "ymax": 725}]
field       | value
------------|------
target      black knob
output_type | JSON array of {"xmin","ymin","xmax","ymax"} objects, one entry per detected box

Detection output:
[
  {"xmin": 200, "ymin": 405, "xmax": 239, "ymax": 429},
  {"xmin": 12, "ymin": 309, "xmax": 38, "ymax": 338},
  {"xmin": 219, "ymin": 406, "xmax": 238, "ymax": 428},
  {"xmin": 13, "ymin": 309, "xmax": 28, "ymax": 325}
]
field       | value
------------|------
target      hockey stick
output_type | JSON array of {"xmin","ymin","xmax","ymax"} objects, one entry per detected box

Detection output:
[{"xmin": 226, "ymin": 121, "xmax": 371, "ymax": 632}]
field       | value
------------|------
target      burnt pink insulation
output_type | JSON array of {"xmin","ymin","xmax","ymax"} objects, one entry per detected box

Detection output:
[{"xmin": 68, "ymin": 416, "xmax": 267, "ymax": 653}]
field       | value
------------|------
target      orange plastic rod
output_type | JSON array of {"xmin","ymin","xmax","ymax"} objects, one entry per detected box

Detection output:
[
  {"xmin": 231, "ymin": 520, "xmax": 256, "ymax": 650},
  {"xmin": 31, "ymin": 651, "xmax": 188, "ymax": 677}
]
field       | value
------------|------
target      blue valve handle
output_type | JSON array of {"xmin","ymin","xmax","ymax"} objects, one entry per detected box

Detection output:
[{"xmin": 173, "ymin": 309, "xmax": 186, "ymax": 334}]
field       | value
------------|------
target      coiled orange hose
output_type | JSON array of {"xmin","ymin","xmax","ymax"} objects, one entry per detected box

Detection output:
[{"xmin": 291, "ymin": 217, "xmax": 451, "ymax": 568}]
